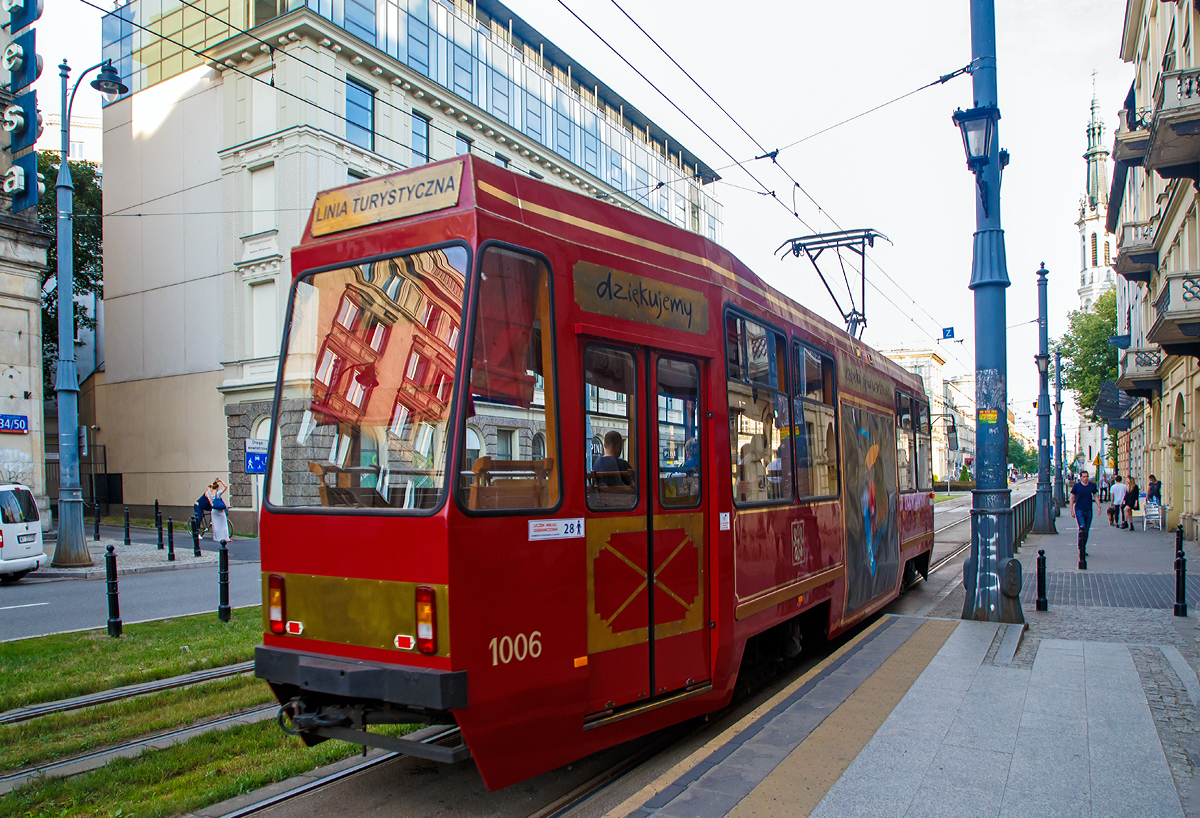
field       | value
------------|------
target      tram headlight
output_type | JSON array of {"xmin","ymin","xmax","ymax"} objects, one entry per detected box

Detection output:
[
  {"xmin": 268, "ymin": 574, "xmax": 286, "ymax": 635},
  {"xmin": 415, "ymin": 585, "xmax": 436, "ymax": 654}
]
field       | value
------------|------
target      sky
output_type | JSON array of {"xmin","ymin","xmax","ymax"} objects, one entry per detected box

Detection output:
[{"xmin": 36, "ymin": 0, "xmax": 1133, "ymax": 441}]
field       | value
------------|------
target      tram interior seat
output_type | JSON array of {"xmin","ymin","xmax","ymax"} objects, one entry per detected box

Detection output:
[
  {"xmin": 586, "ymin": 470, "xmax": 637, "ymax": 508},
  {"xmin": 738, "ymin": 434, "xmax": 769, "ymax": 503},
  {"xmin": 468, "ymin": 456, "xmax": 555, "ymax": 510},
  {"xmin": 307, "ymin": 462, "xmax": 392, "ymax": 508}
]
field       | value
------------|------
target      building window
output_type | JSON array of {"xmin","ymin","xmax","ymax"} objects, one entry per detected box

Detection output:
[
  {"xmin": 343, "ymin": 0, "xmax": 375, "ymax": 44},
  {"xmin": 1105, "ymin": 241, "xmax": 1111, "ymax": 266},
  {"xmin": 494, "ymin": 152, "xmax": 510, "ymax": 168},
  {"xmin": 250, "ymin": 279, "xmax": 277, "ymax": 359},
  {"xmin": 249, "ymin": 164, "xmax": 275, "ymax": 235},
  {"xmin": 532, "ymin": 433, "xmax": 545, "ymax": 461},
  {"xmin": 1091, "ymin": 233, "xmax": 1098, "ymax": 267},
  {"xmin": 346, "ymin": 78, "xmax": 374, "ymax": 151},
  {"xmin": 411, "ymin": 111, "xmax": 430, "ymax": 166},
  {"xmin": 465, "ymin": 428, "xmax": 483, "ymax": 466},
  {"xmin": 455, "ymin": 133, "xmax": 472, "ymax": 156},
  {"xmin": 496, "ymin": 429, "xmax": 514, "ymax": 460}
]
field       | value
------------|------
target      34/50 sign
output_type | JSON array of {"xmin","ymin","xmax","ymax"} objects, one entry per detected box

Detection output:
[{"xmin": 0, "ymin": 414, "xmax": 29, "ymax": 433}]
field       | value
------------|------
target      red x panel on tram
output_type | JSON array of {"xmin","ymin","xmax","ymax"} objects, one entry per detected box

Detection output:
[{"xmin": 582, "ymin": 344, "xmax": 709, "ymax": 714}]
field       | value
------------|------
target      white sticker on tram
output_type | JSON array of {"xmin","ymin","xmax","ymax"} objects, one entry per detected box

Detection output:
[
  {"xmin": 529, "ymin": 518, "xmax": 585, "ymax": 541},
  {"xmin": 720, "ymin": 512, "xmax": 731, "ymax": 531}
]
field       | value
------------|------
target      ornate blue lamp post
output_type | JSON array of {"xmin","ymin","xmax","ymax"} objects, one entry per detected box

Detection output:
[
  {"xmin": 49, "ymin": 59, "xmax": 127, "ymax": 568},
  {"xmin": 1054, "ymin": 349, "xmax": 1065, "ymax": 512},
  {"xmin": 953, "ymin": 0, "xmax": 1023, "ymax": 623},
  {"xmin": 1034, "ymin": 264, "xmax": 1055, "ymax": 534}
]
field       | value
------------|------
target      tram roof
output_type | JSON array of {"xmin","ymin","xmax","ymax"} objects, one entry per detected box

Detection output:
[{"xmin": 297, "ymin": 156, "xmax": 924, "ymax": 396}]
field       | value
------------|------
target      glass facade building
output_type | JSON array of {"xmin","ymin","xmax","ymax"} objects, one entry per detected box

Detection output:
[{"xmin": 102, "ymin": 0, "xmax": 721, "ymax": 238}]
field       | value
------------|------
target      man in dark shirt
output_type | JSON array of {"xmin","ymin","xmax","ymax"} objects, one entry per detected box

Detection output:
[
  {"xmin": 594, "ymin": 430, "xmax": 634, "ymax": 487},
  {"xmin": 1070, "ymin": 470, "xmax": 1101, "ymax": 551}
]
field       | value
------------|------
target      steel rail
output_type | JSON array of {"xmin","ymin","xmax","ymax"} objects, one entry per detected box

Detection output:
[
  {"xmin": 216, "ymin": 726, "xmax": 464, "ymax": 818},
  {"xmin": 0, "ymin": 661, "xmax": 255, "ymax": 725},
  {"xmin": 0, "ymin": 704, "xmax": 277, "ymax": 792}
]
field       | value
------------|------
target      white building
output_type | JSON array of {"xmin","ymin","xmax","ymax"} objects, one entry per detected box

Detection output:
[
  {"xmin": 97, "ymin": 0, "xmax": 722, "ymax": 530},
  {"xmin": 1075, "ymin": 88, "xmax": 1115, "ymax": 478}
]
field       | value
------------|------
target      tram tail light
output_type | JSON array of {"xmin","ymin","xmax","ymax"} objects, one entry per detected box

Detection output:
[
  {"xmin": 415, "ymin": 585, "xmax": 436, "ymax": 654},
  {"xmin": 268, "ymin": 574, "xmax": 285, "ymax": 635}
]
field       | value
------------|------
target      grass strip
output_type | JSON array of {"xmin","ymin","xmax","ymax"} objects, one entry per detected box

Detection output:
[
  {"xmin": 0, "ymin": 675, "xmax": 273, "ymax": 772},
  {"xmin": 0, "ymin": 608, "xmax": 262, "ymax": 712},
  {"xmin": 933, "ymin": 494, "xmax": 955, "ymax": 503},
  {"xmin": 0, "ymin": 719, "xmax": 419, "ymax": 818}
]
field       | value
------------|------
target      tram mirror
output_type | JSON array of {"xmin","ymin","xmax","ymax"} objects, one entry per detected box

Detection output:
[{"xmin": 948, "ymin": 421, "xmax": 959, "ymax": 451}]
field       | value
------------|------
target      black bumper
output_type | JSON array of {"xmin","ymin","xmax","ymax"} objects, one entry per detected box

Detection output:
[{"xmin": 255, "ymin": 646, "xmax": 468, "ymax": 710}]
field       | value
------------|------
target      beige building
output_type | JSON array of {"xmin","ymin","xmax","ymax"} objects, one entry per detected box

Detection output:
[
  {"xmin": 878, "ymin": 348, "xmax": 977, "ymax": 484},
  {"xmin": 1108, "ymin": 0, "xmax": 1200, "ymax": 534},
  {"xmin": 98, "ymin": 0, "xmax": 721, "ymax": 530}
]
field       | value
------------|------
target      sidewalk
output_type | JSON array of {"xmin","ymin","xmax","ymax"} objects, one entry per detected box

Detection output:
[
  {"xmin": 29, "ymin": 524, "xmax": 260, "ymax": 580},
  {"xmin": 606, "ymin": 509, "xmax": 1200, "ymax": 818}
]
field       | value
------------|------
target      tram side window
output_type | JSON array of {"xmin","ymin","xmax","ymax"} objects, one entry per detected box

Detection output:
[
  {"xmin": 791, "ymin": 342, "xmax": 839, "ymax": 499},
  {"xmin": 659, "ymin": 358, "xmax": 702, "ymax": 508},
  {"xmin": 459, "ymin": 247, "xmax": 560, "ymax": 512},
  {"xmin": 584, "ymin": 346, "xmax": 638, "ymax": 511},
  {"xmin": 726, "ymin": 312, "xmax": 792, "ymax": 505},
  {"xmin": 895, "ymin": 392, "xmax": 916, "ymax": 492},
  {"xmin": 916, "ymin": 400, "xmax": 933, "ymax": 491}
]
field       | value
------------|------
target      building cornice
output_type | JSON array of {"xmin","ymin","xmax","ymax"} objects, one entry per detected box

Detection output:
[{"xmin": 1120, "ymin": 0, "xmax": 1146, "ymax": 64}]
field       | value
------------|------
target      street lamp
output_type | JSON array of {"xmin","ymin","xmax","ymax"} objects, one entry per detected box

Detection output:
[
  {"xmin": 1034, "ymin": 264, "xmax": 1055, "ymax": 534},
  {"xmin": 1054, "ymin": 348, "xmax": 1065, "ymax": 513},
  {"xmin": 50, "ymin": 59, "xmax": 127, "ymax": 568},
  {"xmin": 955, "ymin": 0, "xmax": 1023, "ymax": 624}
]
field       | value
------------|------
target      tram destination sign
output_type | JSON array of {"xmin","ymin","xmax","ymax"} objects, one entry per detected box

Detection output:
[
  {"xmin": 573, "ymin": 261, "xmax": 709, "ymax": 335},
  {"xmin": 310, "ymin": 161, "xmax": 465, "ymax": 237}
]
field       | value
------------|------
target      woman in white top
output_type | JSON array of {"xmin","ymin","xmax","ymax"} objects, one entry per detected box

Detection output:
[{"xmin": 206, "ymin": 477, "xmax": 231, "ymax": 544}]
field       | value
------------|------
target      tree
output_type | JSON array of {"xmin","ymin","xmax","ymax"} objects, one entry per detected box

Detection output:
[
  {"xmin": 36, "ymin": 152, "xmax": 103, "ymax": 395},
  {"xmin": 1057, "ymin": 287, "xmax": 1118, "ymax": 419},
  {"xmin": 1008, "ymin": 432, "xmax": 1037, "ymax": 474}
]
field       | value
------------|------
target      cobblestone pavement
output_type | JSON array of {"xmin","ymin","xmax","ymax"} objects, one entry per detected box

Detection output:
[
  {"xmin": 1019, "ymin": 571, "xmax": 1200, "ymax": 608},
  {"xmin": 34, "ymin": 537, "xmax": 218, "ymax": 577},
  {"xmin": 1131, "ymin": 645, "xmax": 1199, "ymax": 809}
]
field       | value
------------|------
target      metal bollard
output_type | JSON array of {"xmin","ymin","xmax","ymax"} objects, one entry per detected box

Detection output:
[
  {"xmin": 154, "ymin": 499, "xmax": 160, "ymax": 529},
  {"xmin": 218, "ymin": 540, "xmax": 231, "ymax": 622},
  {"xmin": 1077, "ymin": 528, "xmax": 1087, "ymax": 571},
  {"xmin": 1177, "ymin": 523, "xmax": 1185, "ymax": 555},
  {"xmin": 105, "ymin": 545, "xmax": 122, "ymax": 637},
  {"xmin": 1176, "ymin": 548, "xmax": 1188, "ymax": 617},
  {"xmin": 94, "ymin": 501, "xmax": 100, "ymax": 541},
  {"xmin": 124, "ymin": 506, "xmax": 131, "ymax": 546},
  {"xmin": 167, "ymin": 517, "xmax": 175, "ymax": 562},
  {"xmin": 157, "ymin": 513, "xmax": 163, "ymax": 550},
  {"xmin": 1036, "ymin": 549, "xmax": 1048, "ymax": 611},
  {"xmin": 193, "ymin": 517, "xmax": 202, "ymax": 557}
]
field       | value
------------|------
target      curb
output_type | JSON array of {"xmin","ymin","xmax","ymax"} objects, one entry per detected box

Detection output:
[{"xmin": 29, "ymin": 559, "xmax": 258, "ymax": 581}]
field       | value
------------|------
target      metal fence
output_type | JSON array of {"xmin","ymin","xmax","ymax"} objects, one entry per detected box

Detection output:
[
  {"xmin": 1012, "ymin": 493, "xmax": 1035, "ymax": 550},
  {"xmin": 46, "ymin": 445, "xmax": 112, "ymax": 518}
]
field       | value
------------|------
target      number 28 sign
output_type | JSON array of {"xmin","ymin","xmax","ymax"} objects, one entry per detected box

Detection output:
[{"xmin": 528, "ymin": 518, "xmax": 585, "ymax": 541}]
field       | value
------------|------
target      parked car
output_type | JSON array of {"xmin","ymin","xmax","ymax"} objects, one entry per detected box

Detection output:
[{"xmin": 0, "ymin": 483, "xmax": 43, "ymax": 583}]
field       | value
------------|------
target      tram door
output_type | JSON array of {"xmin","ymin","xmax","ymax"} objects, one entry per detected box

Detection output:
[{"xmin": 583, "ymin": 343, "xmax": 710, "ymax": 715}]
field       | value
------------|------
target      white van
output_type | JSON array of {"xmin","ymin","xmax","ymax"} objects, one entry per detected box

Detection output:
[{"xmin": 0, "ymin": 484, "xmax": 43, "ymax": 583}]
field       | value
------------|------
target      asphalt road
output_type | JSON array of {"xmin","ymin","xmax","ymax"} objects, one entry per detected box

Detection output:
[{"xmin": 0, "ymin": 561, "xmax": 262, "ymax": 641}]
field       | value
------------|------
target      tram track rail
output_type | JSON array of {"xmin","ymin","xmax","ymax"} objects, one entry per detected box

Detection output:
[{"xmin": 0, "ymin": 661, "xmax": 255, "ymax": 726}]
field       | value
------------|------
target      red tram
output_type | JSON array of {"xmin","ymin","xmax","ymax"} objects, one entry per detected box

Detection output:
[{"xmin": 255, "ymin": 155, "xmax": 935, "ymax": 790}]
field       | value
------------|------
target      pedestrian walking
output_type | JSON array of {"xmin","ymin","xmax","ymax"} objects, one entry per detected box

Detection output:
[
  {"xmin": 1098, "ymin": 472, "xmax": 1109, "ymax": 503},
  {"xmin": 1122, "ymin": 474, "xmax": 1140, "ymax": 531},
  {"xmin": 1109, "ymin": 475, "xmax": 1126, "ymax": 526},
  {"xmin": 1070, "ymin": 470, "xmax": 1101, "ymax": 552},
  {"xmin": 206, "ymin": 478, "xmax": 230, "ymax": 544}
]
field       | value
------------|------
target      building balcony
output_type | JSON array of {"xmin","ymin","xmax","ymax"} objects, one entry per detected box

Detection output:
[
  {"xmin": 1147, "ymin": 68, "xmax": 1200, "ymax": 179},
  {"xmin": 1112, "ymin": 109, "xmax": 1149, "ymax": 167},
  {"xmin": 1117, "ymin": 346, "xmax": 1162, "ymax": 397},
  {"xmin": 1147, "ymin": 270, "xmax": 1200, "ymax": 357},
  {"xmin": 1113, "ymin": 220, "xmax": 1157, "ymax": 283}
]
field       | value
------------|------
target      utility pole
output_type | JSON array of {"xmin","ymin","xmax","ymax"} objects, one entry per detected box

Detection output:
[{"xmin": 953, "ymin": 0, "xmax": 1023, "ymax": 623}]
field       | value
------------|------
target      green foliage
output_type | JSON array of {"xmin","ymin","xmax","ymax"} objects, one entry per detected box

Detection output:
[
  {"xmin": 36, "ymin": 152, "xmax": 103, "ymax": 395},
  {"xmin": 1008, "ymin": 432, "xmax": 1037, "ymax": 473},
  {"xmin": 959, "ymin": 465, "xmax": 971, "ymax": 482},
  {"xmin": 1057, "ymin": 288, "xmax": 1118, "ymax": 420}
]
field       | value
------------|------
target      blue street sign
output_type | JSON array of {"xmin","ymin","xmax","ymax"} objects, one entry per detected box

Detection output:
[
  {"xmin": 942, "ymin": 327, "xmax": 955, "ymax": 339},
  {"xmin": 0, "ymin": 414, "xmax": 29, "ymax": 433},
  {"xmin": 245, "ymin": 438, "xmax": 268, "ymax": 474}
]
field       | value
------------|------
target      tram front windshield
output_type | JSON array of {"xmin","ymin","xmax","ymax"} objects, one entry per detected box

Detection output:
[{"xmin": 270, "ymin": 245, "xmax": 469, "ymax": 511}]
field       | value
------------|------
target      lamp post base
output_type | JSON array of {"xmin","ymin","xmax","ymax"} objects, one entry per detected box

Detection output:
[
  {"xmin": 51, "ymin": 493, "xmax": 92, "ymax": 567},
  {"xmin": 1034, "ymin": 485, "xmax": 1056, "ymax": 534},
  {"xmin": 962, "ymin": 490, "xmax": 1025, "ymax": 624}
]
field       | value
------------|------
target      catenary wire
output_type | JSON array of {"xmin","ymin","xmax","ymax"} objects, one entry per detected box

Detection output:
[{"xmin": 598, "ymin": 1, "xmax": 976, "ymax": 369}]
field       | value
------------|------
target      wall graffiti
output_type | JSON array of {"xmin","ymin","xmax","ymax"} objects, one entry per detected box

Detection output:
[{"xmin": 841, "ymin": 404, "xmax": 899, "ymax": 614}]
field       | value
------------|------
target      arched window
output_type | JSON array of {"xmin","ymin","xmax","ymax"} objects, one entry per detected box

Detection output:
[
  {"xmin": 1091, "ymin": 233, "xmax": 1098, "ymax": 267},
  {"xmin": 532, "ymin": 432, "xmax": 546, "ymax": 461},
  {"xmin": 1104, "ymin": 241, "xmax": 1110, "ymax": 266},
  {"xmin": 465, "ymin": 428, "xmax": 482, "ymax": 467}
]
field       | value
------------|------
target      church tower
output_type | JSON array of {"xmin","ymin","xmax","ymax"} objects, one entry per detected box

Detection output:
[
  {"xmin": 1077, "ymin": 83, "xmax": 1115, "ymax": 312},
  {"xmin": 1074, "ymin": 78, "xmax": 1114, "ymax": 476}
]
